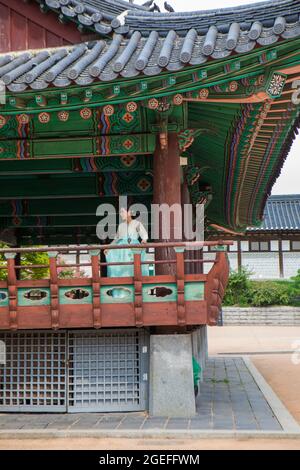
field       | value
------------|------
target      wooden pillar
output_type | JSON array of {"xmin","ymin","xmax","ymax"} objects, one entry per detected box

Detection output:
[
  {"xmin": 181, "ymin": 180, "xmax": 203, "ymax": 275},
  {"xmin": 237, "ymin": 240, "xmax": 242, "ymax": 272},
  {"xmin": 5, "ymin": 253, "xmax": 18, "ymax": 330},
  {"xmin": 278, "ymin": 239, "xmax": 284, "ymax": 278},
  {"xmin": 15, "ymin": 253, "xmax": 21, "ymax": 281},
  {"xmin": 48, "ymin": 251, "xmax": 59, "ymax": 330},
  {"xmin": 181, "ymin": 180, "xmax": 193, "ymax": 275},
  {"xmin": 133, "ymin": 249, "xmax": 143, "ymax": 328},
  {"xmin": 90, "ymin": 250, "xmax": 101, "ymax": 328},
  {"xmin": 75, "ymin": 251, "xmax": 80, "ymax": 277},
  {"xmin": 15, "ymin": 235, "xmax": 21, "ymax": 280},
  {"xmin": 153, "ymin": 133, "xmax": 182, "ymax": 275}
]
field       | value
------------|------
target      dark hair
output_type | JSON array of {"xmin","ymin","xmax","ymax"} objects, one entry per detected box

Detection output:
[{"xmin": 120, "ymin": 207, "xmax": 140, "ymax": 220}]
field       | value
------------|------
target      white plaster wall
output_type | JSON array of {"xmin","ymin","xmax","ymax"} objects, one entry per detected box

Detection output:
[
  {"xmin": 282, "ymin": 240, "xmax": 290, "ymax": 251},
  {"xmin": 241, "ymin": 252, "xmax": 280, "ymax": 279},
  {"xmin": 229, "ymin": 241, "xmax": 238, "ymax": 252},
  {"xmin": 202, "ymin": 252, "xmax": 216, "ymax": 274},
  {"xmin": 271, "ymin": 240, "xmax": 279, "ymax": 251},
  {"xmin": 228, "ymin": 252, "xmax": 238, "ymax": 272},
  {"xmin": 282, "ymin": 252, "xmax": 300, "ymax": 278},
  {"xmin": 241, "ymin": 241, "xmax": 249, "ymax": 251}
]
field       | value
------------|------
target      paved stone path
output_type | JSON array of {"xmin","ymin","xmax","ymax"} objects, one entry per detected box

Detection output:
[{"xmin": 0, "ymin": 358, "xmax": 281, "ymax": 432}]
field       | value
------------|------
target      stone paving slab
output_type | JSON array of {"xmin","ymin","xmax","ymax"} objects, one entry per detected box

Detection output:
[{"xmin": 0, "ymin": 357, "xmax": 282, "ymax": 432}]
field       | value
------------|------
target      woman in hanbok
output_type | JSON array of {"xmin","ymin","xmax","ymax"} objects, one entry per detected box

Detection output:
[{"xmin": 105, "ymin": 208, "xmax": 149, "ymax": 278}]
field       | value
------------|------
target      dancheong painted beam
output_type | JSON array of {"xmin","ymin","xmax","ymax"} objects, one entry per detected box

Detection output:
[
  {"xmin": 0, "ymin": 1, "xmax": 300, "ymax": 237},
  {"xmin": 0, "ymin": 0, "xmax": 300, "ymax": 417},
  {"xmin": 0, "ymin": 0, "xmax": 299, "ymax": 311}
]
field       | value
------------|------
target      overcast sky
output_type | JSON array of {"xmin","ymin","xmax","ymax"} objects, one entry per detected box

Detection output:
[{"xmin": 136, "ymin": 0, "xmax": 300, "ymax": 195}]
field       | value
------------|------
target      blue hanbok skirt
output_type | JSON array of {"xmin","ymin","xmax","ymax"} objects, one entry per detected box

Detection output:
[{"xmin": 106, "ymin": 238, "xmax": 149, "ymax": 278}]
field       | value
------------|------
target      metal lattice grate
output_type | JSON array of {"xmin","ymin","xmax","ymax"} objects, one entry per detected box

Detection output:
[
  {"xmin": 0, "ymin": 330, "xmax": 148, "ymax": 413},
  {"xmin": 0, "ymin": 331, "xmax": 67, "ymax": 412},
  {"xmin": 68, "ymin": 330, "xmax": 148, "ymax": 412}
]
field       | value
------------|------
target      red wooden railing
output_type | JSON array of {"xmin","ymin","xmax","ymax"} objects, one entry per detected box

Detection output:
[{"xmin": 0, "ymin": 241, "xmax": 232, "ymax": 330}]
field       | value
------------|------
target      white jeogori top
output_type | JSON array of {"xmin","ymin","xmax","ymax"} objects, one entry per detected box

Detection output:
[{"xmin": 112, "ymin": 219, "xmax": 148, "ymax": 244}]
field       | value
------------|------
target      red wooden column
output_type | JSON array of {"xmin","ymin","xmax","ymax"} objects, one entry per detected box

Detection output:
[
  {"xmin": 90, "ymin": 250, "xmax": 101, "ymax": 329},
  {"xmin": 5, "ymin": 252, "xmax": 18, "ymax": 330},
  {"xmin": 153, "ymin": 133, "xmax": 182, "ymax": 275},
  {"xmin": 278, "ymin": 239, "xmax": 284, "ymax": 278},
  {"xmin": 48, "ymin": 251, "xmax": 59, "ymax": 330}
]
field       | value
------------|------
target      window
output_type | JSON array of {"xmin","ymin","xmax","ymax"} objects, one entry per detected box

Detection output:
[
  {"xmin": 249, "ymin": 241, "xmax": 270, "ymax": 252},
  {"xmin": 291, "ymin": 241, "xmax": 300, "ymax": 251}
]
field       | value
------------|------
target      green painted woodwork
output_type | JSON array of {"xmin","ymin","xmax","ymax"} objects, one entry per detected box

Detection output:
[
  {"xmin": 0, "ymin": 197, "xmax": 152, "ymax": 217},
  {"xmin": 2, "ymin": 216, "xmax": 107, "ymax": 229},
  {"xmin": 0, "ymin": 134, "xmax": 155, "ymax": 160},
  {"xmin": 0, "ymin": 38, "xmax": 300, "ymax": 241},
  {"xmin": 0, "ymin": 105, "xmax": 149, "ymax": 138},
  {"xmin": 186, "ymin": 97, "xmax": 300, "ymax": 230},
  {"xmin": 2, "ymin": 38, "xmax": 300, "ymax": 116},
  {"xmin": 187, "ymin": 102, "xmax": 242, "ymax": 227},
  {"xmin": 99, "ymin": 283, "xmax": 206, "ymax": 304},
  {"xmin": 142, "ymin": 284, "xmax": 177, "ymax": 303},
  {"xmin": 100, "ymin": 285, "xmax": 134, "ymax": 304},
  {"xmin": 17, "ymin": 288, "xmax": 50, "ymax": 306},
  {"xmin": 142, "ymin": 283, "xmax": 205, "ymax": 303},
  {"xmin": 0, "ymin": 172, "xmax": 152, "ymax": 199},
  {"xmin": 18, "ymin": 230, "xmax": 101, "ymax": 245},
  {"xmin": 0, "ymin": 289, "xmax": 9, "ymax": 307},
  {"xmin": 59, "ymin": 286, "xmax": 93, "ymax": 305},
  {"xmin": 184, "ymin": 283, "xmax": 205, "ymax": 301},
  {"xmin": 0, "ymin": 283, "xmax": 205, "ymax": 308},
  {"xmin": 0, "ymin": 155, "xmax": 152, "ymax": 175},
  {"xmin": 250, "ymin": 105, "xmax": 300, "ymax": 227}
]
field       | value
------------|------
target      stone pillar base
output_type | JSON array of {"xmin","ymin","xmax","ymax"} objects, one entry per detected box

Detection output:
[{"xmin": 149, "ymin": 334, "xmax": 196, "ymax": 418}]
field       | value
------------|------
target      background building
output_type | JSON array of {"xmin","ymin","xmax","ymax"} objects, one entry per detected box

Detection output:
[{"xmin": 206, "ymin": 195, "xmax": 300, "ymax": 279}]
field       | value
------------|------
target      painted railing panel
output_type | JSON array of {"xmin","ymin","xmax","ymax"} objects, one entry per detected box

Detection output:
[{"xmin": 0, "ymin": 242, "xmax": 230, "ymax": 330}]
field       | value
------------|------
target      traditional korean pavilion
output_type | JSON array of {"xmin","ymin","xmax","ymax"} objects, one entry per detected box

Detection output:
[
  {"xmin": 207, "ymin": 195, "xmax": 300, "ymax": 279},
  {"xmin": 0, "ymin": 0, "xmax": 299, "ymax": 416}
]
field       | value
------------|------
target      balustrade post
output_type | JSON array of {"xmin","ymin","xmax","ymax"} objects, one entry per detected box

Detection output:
[
  {"xmin": 133, "ymin": 249, "xmax": 143, "ymax": 327},
  {"xmin": 4, "ymin": 252, "xmax": 18, "ymax": 330},
  {"xmin": 175, "ymin": 247, "xmax": 186, "ymax": 326},
  {"xmin": 89, "ymin": 250, "xmax": 101, "ymax": 329},
  {"xmin": 48, "ymin": 251, "xmax": 59, "ymax": 330}
]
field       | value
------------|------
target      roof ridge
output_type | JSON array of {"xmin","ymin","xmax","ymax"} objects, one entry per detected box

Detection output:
[
  {"xmin": 1, "ymin": 8, "xmax": 300, "ymax": 92},
  {"xmin": 29, "ymin": 0, "xmax": 300, "ymax": 38}
]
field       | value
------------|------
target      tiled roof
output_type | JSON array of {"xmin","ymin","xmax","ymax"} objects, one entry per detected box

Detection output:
[
  {"xmin": 248, "ymin": 195, "xmax": 300, "ymax": 231},
  {"xmin": 39, "ymin": 0, "xmax": 300, "ymax": 38},
  {"xmin": 41, "ymin": 0, "xmax": 150, "ymax": 36},
  {"xmin": 1, "ymin": 9, "xmax": 300, "ymax": 91},
  {"xmin": 124, "ymin": 0, "xmax": 300, "ymax": 37}
]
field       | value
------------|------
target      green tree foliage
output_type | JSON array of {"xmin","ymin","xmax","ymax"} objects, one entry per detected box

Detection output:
[
  {"xmin": 223, "ymin": 267, "xmax": 253, "ymax": 306},
  {"xmin": 289, "ymin": 269, "xmax": 300, "ymax": 305},
  {"xmin": 0, "ymin": 245, "xmax": 49, "ymax": 280},
  {"xmin": 250, "ymin": 281, "xmax": 290, "ymax": 307},
  {"xmin": 224, "ymin": 267, "xmax": 296, "ymax": 307},
  {"xmin": 0, "ymin": 245, "xmax": 87, "ymax": 280}
]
